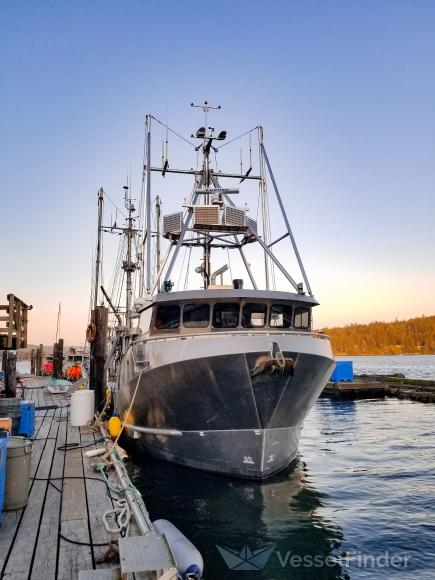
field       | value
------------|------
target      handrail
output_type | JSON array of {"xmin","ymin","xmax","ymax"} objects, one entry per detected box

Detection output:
[{"xmin": 132, "ymin": 330, "xmax": 330, "ymax": 345}]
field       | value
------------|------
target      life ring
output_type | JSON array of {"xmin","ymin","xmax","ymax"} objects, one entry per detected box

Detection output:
[{"xmin": 86, "ymin": 323, "xmax": 97, "ymax": 343}]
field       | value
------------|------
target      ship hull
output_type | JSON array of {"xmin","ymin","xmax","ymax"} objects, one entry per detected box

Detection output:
[{"xmin": 116, "ymin": 333, "xmax": 334, "ymax": 479}]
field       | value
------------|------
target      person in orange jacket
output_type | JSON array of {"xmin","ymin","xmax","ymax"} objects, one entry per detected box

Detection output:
[{"xmin": 43, "ymin": 361, "xmax": 53, "ymax": 375}]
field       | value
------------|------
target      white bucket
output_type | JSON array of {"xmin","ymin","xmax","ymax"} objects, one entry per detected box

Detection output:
[{"xmin": 70, "ymin": 390, "xmax": 95, "ymax": 427}]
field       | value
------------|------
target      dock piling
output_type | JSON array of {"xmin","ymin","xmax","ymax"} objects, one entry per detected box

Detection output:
[
  {"xmin": 3, "ymin": 351, "xmax": 17, "ymax": 396},
  {"xmin": 52, "ymin": 338, "xmax": 64, "ymax": 379},
  {"xmin": 89, "ymin": 306, "xmax": 108, "ymax": 410}
]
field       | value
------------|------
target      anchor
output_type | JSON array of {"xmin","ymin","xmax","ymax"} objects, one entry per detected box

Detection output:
[{"xmin": 251, "ymin": 342, "xmax": 295, "ymax": 377}]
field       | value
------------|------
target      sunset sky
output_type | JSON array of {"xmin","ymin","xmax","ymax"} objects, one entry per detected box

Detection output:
[{"xmin": 1, "ymin": 1, "xmax": 434, "ymax": 345}]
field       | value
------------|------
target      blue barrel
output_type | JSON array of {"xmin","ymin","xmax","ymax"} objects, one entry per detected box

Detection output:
[
  {"xmin": 0, "ymin": 431, "xmax": 8, "ymax": 523},
  {"xmin": 19, "ymin": 401, "xmax": 35, "ymax": 438}
]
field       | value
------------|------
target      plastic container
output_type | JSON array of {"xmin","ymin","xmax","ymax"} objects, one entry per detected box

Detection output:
[
  {"xmin": 0, "ymin": 431, "xmax": 8, "ymax": 522},
  {"xmin": 4, "ymin": 436, "xmax": 33, "ymax": 511},
  {"xmin": 70, "ymin": 390, "xmax": 95, "ymax": 427},
  {"xmin": 0, "ymin": 398, "xmax": 21, "ymax": 436},
  {"xmin": 19, "ymin": 401, "xmax": 35, "ymax": 437},
  {"xmin": 0, "ymin": 418, "xmax": 12, "ymax": 434},
  {"xmin": 330, "ymin": 361, "xmax": 354, "ymax": 382}
]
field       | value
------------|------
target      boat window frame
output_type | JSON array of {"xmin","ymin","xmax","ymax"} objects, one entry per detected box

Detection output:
[
  {"xmin": 212, "ymin": 302, "xmax": 241, "ymax": 329},
  {"xmin": 154, "ymin": 303, "xmax": 181, "ymax": 330},
  {"xmin": 242, "ymin": 302, "xmax": 268, "ymax": 329},
  {"xmin": 269, "ymin": 303, "xmax": 293, "ymax": 329},
  {"xmin": 294, "ymin": 306, "xmax": 311, "ymax": 330},
  {"xmin": 182, "ymin": 303, "xmax": 211, "ymax": 328}
]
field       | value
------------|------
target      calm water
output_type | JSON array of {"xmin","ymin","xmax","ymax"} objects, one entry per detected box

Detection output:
[
  {"xmin": 128, "ymin": 356, "xmax": 435, "ymax": 579},
  {"xmin": 337, "ymin": 355, "xmax": 435, "ymax": 380}
]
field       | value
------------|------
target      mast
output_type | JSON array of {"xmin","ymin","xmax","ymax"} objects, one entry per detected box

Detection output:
[
  {"xmin": 145, "ymin": 114, "xmax": 152, "ymax": 294},
  {"xmin": 141, "ymin": 106, "xmax": 312, "ymax": 298},
  {"xmin": 94, "ymin": 187, "xmax": 104, "ymax": 308},
  {"xmin": 191, "ymin": 101, "xmax": 222, "ymax": 289},
  {"xmin": 155, "ymin": 195, "xmax": 161, "ymax": 291},
  {"xmin": 203, "ymin": 135, "xmax": 211, "ymax": 288},
  {"xmin": 258, "ymin": 126, "xmax": 270, "ymax": 290},
  {"xmin": 123, "ymin": 185, "xmax": 136, "ymax": 330}
]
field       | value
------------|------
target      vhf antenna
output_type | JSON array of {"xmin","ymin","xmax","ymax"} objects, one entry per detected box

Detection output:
[{"xmin": 191, "ymin": 101, "xmax": 221, "ymax": 128}]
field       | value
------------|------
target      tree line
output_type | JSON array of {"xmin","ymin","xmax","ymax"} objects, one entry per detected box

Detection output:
[{"xmin": 322, "ymin": 315, "xmax": 435, "ymax": 355}]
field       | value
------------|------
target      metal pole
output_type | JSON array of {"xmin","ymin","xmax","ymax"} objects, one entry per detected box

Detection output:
[
  {"xmin": 148, "ymin": 243, "xmax": 173, "ymax": 296},
  {"xmin": 126, "ymin": 198, "xmax": 133, "ymax": 330},
  {"xmin": 258, "ymin": 127, "xmax": 270, "ymax": 290},
  {"xmin": 94, "ymin": 188, "xmax": 104, "ymax": 309},
  {"xmin": 100, "ymin": 286, "xmax": 122, "ymax": 325},
  {"xmin": 251, "ymin": 229, "xmax": 299, "ymax": 291},
  {"xmin": 155, "ymin": 196, "xmax": 161, "ymax": 291},
  {"xmin": 261, "ymin": 143, "xmax": 313, "ymax": 296},
  {"xmin": 145, "ymin": 115, "xmax": 152, "ymax": 293},
  {"xmin": 98, "ymin": 424, "xmax": 154, "ymax": 535},
  {"xmin": 237, "ymin": 245, "xmax": 258, "ymax": 289},
  {"xmin": 213, "ymin": 181, "xmax": 259, "ymax": 290},
  {"xmin": 162, "ymin": 208, "xmax": 195, "ymax": 290}
]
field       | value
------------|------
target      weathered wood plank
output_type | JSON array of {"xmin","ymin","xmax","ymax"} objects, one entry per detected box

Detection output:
[
  {"xmin": 31, "ymin": 405, "xmax": 68, "ymax": 580},
  {"xmin": 80, "ymin": 429, "xmax": 116, "ymax": 569},
  {"xmin": 58, "ymin": 520, "xmax": 93, "ymax": 580},
  {"xmin": 58, "ymin": 415, "xmax": 93, "ymax": 577},
  {"xmin": 2, "ymin": 409, "xmax": 59, "ymax": 577}
]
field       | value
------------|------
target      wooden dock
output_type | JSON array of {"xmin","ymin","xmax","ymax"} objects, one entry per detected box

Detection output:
[
  {"xmin": 323, "ymin": 376, "xmax": 435, "ymax": 402},
  {"xmin": 0, "ymin": 376, "xmax": 176, "ymax": 580}
]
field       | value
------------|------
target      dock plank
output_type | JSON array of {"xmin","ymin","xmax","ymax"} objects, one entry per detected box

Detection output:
[
  {"xmin": 30, "ymin": 403, "xmax": 67, "ymax": 579},
  {"xmin": 0, "ymin": 403, "xmax": 55, "ymax": 574},
  {"xmin": 80, "ymin": 429, "xmax": 116, "ymax": 569},
  {"xmin": 2, "ymin": 408, "xmax": 58, "ymax": 578},
  {"xmin": 58, "ymin": 411, "xmax": 93, "ymax": 577}
]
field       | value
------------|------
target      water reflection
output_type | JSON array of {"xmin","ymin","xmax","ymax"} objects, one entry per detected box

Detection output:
[{"xmin": 127, "ymin": 450, "xmax": 348, "ymax": 579}]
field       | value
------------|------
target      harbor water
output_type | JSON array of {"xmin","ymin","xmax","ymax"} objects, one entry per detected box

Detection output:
[{"xmin": 129, "ymin": 355, "xmax": 435, "ymax": 579}]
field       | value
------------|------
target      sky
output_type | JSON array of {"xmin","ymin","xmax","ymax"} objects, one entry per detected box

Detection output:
[{"xmin": 1, "ymin": 0, "xmax": 434, "ymax": 345}]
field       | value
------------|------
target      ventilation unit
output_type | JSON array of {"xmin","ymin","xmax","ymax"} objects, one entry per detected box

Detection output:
[
  {"xmin": 246, "ymin": 217, "xmax": 257, "ymax": 234},
  {"xmin": 163, "ymin": 212, "xmax": 183, "ymax": 236},
  {"xmin": 223, "ymin": 206, "xmax": 247, "ymax": 229},
  {"xmin": 193, "ymin": 206, "xmax": 221, "ymax": 228}
]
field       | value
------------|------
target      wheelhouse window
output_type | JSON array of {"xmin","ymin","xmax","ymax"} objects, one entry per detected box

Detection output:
[
  {"xmin": 183, "ymin": 303, "xmax": 210, "ymax": 328},
  {"xmin": 213, "ymin": 303, "xmax": 240, "ymax": 328},
  {"xmin": 155, "ymin": 304, "xmax": 180, "ymax": 329},
  {"xmin": 242, "ymin": 303, "xmax": 267, "ymax": 328},
  {"xmin": 294, "ymin": 307, "xmax": 310, "ymax": 329},
  {"xmin": 269, "ymin": 304, "xmax": 293, "ymax": 328}
]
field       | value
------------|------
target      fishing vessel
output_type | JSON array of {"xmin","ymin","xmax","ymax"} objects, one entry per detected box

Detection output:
[{"xmin": 99, "ymin": 103, "xmax": 334, "ymax": 479}]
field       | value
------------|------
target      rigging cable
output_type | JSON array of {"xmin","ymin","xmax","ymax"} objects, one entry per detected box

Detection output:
[
  {"xmin": 217, "ymin": 126, "xmax": 259, "ymax": 149},
  {"xmin": 184, "ymin": 246, "xmax": 192, "ymax": 290},
  {"xmin": 226, "ymin": 248, "xmax": 233, "ymax": 281},
  {"xmin": 176, "ymin": 246, "xmax": 188, "ymax": 291},
  {"xmin": 150, "ymin": 115, "xmax": 196, "ymax": 148}
]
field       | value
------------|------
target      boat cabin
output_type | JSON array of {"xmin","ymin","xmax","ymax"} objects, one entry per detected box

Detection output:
[{"xmin": 145, "ymin": 290, "xmax": 317, "ymax": 336}]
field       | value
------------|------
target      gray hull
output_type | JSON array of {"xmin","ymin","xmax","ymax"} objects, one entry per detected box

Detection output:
[{"xmin": 117, "ymin": 349, "xmax": 333, "ymax": 479}]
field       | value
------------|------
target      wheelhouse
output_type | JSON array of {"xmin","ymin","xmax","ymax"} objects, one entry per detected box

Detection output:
[{"xmin": 146, "ymin": 290, "xmax": 316, "ymax": 336}]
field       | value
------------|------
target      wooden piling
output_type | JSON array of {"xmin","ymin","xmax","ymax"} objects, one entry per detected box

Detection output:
[
  {"xmin": 89, "ymin": 306, "xmax": 108, "ymax": 410},
  {"xmin": 31, "ymin": 348, "xmax": 36, "ymax": 374},
  {"xmin": 36, "ymin": 343, "xmax": 43, "ymax": 375},
  {"xmin": 53, "ymin": 339, "xmax": 64, "ymax": 379},
  {"xmin": 3, "ymin": 351, "xmax": 17, "ymax": 397}
]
